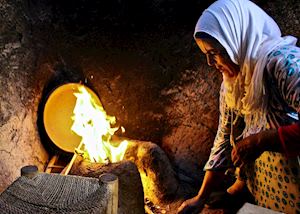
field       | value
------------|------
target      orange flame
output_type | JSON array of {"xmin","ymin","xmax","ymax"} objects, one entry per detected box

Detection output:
[{"xmin": 71, "ymin": 85, "xmax": 128, "ymax": 163}]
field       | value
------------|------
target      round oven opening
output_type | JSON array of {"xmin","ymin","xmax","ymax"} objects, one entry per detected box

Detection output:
[{"xmin": 43, "ymin": 83, "xmax": 101, "ymax": 153}]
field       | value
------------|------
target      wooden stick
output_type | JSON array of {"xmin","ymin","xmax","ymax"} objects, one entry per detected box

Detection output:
[
  {"xmin": 61, "ymin": 141, "xmax": 83, "ymax": 175},
  {"xmin": 45, "ymin": 154, "xmax": 59, "ymax": 173},
  {"xmin": 47, "ymin": 165, "xmax": 65, "ymax": 169},
  {"xmin": 99, "ymin": 173, "xmax": 119, "ymax": 214}
]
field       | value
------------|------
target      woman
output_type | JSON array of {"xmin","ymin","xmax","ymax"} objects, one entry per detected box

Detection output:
[{"xmin": 177, "ymin": 0, "xmax": 300, "ymax": 213}]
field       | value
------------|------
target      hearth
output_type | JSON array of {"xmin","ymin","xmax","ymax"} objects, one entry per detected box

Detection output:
[{"xmin": 40, "ymin": 82, "xmax": 179, "ymax": 213}]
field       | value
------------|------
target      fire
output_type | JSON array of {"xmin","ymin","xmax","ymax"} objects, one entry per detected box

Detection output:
[{"xmin": 71, "ymin": 85, "xmax": 128, "ymax": 163}]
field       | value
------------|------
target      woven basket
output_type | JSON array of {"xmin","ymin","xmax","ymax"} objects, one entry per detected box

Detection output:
[{"xmin": 0, "ymin": 173, "xmax": 109, "ymax": 213}]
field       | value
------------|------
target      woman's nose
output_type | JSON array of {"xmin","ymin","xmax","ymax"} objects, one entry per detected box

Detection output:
[{"xmin": 206, "ymin": 54, "xmax": 214, "ymax": 66}]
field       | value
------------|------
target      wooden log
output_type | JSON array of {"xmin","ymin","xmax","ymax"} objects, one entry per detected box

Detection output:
[
  {"xmin": 61, "ymin": 141, "xmax": 83, "ymax": 175},
  {"xmin": 45, "ymin": 154, "xmax": 59, "ymax": 173},
  {"xmin": 99, "ymin": 173, "xmax": 119, "ymax": 214}
]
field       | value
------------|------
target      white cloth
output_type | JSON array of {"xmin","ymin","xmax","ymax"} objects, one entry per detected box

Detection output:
[{"xmin": 194, "ymin": 0, "xmax": 297, "ymax": 130}]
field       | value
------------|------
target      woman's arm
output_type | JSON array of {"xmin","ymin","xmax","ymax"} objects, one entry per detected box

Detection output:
[
  {"xmin": 177, "ymin": 85, "xmax": 239, "ymax": 213},
  {"xmin": 203, "ymin": 84, "xmax": 238, "ymax": 171},
  {"xmin": 278, "ymin": 122, "xmax": 300, "ymax": 157},
  {"xmin": 177, "ymin": 170, "xmax": 226, "ymax": 214},
  {"xmin": 232, "ymin": 123, "xmax": 300, "ymax": 166},
  {"xmin": 231, "ymin": 129, "xmax": 282, "ymax": 166}
]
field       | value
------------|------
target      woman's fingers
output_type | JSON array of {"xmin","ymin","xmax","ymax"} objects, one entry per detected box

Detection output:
[
  {"xmin": 177, "ymin": 197, "xmax": 205, "ymax": 214},
  {"xmin": 233, "ymin": 156, "xmax": 242, "ymax": 167},
  {"xmin": 231, "ymin": 146, "xmax": 245, "ymax": 167},
  {"xmin": 232, "ymin": 132, "xmax": 264, "ymax": 165},
  {"xmin": 231, "ymin": 147, "xmax": 240, "ymax": 166}
]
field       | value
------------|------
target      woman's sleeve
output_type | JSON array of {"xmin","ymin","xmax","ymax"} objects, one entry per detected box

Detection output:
[
  {"xmin": 278, "ymin": 122, "xmax": 300, "ymax": 157},
  {"xmin": 269, "ymin": 46, "xmax": 300, "ymax": 156},
  {"xmin": 204, "ymin": 85, "xmax": 234, "ymax": 171},
  {"xmin": 270, "ymin": 47, "xmax": 300, "ymax": 112}
]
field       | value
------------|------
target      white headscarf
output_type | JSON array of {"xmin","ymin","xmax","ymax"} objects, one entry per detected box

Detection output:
[{"xmin": 194, "ymin": 0, "xmax": 297, "ymax": 133}]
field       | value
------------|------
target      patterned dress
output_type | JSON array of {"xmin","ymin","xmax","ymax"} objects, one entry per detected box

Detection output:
[{"xmin": 205, "ymin": 45, "xmax": 300, "ymax": 213}]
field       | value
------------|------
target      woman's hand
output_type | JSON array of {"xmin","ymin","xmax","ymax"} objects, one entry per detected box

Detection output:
[
  {"xmin": 231, "ymin": 129, "xmax": 280, "ymax": 167},
  {"xmin": 177, "ymin": 196, "xmax": 205, "ymax": 214}
]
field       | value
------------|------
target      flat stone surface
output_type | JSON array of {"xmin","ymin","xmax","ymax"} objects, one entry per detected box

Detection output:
[{"xmin": 237, "ymin": 203, "xmax": 284, "ymax": 214}]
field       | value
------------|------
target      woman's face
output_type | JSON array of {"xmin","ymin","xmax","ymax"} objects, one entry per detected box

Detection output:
[{"xmin": 196, "ymin": 37, "xmax": 240, "ymax": 79}]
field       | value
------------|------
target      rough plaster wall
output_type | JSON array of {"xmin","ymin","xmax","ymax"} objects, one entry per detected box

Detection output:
[
  {"xmin": 256, "ymin": 0, "xmax": 300, "ymax": 46},
  {"xmin": 161, "ymin": 65, "xmax": 222, "ymax": 185},
  {"xmin": 0, "ymin": 0, "xmax": 49, "ymax": 192}
]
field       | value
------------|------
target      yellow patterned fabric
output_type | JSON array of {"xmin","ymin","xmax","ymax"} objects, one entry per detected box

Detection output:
[{"xmin": 247, "ymin": 151, "xmax": 300, "ymax": 214}]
